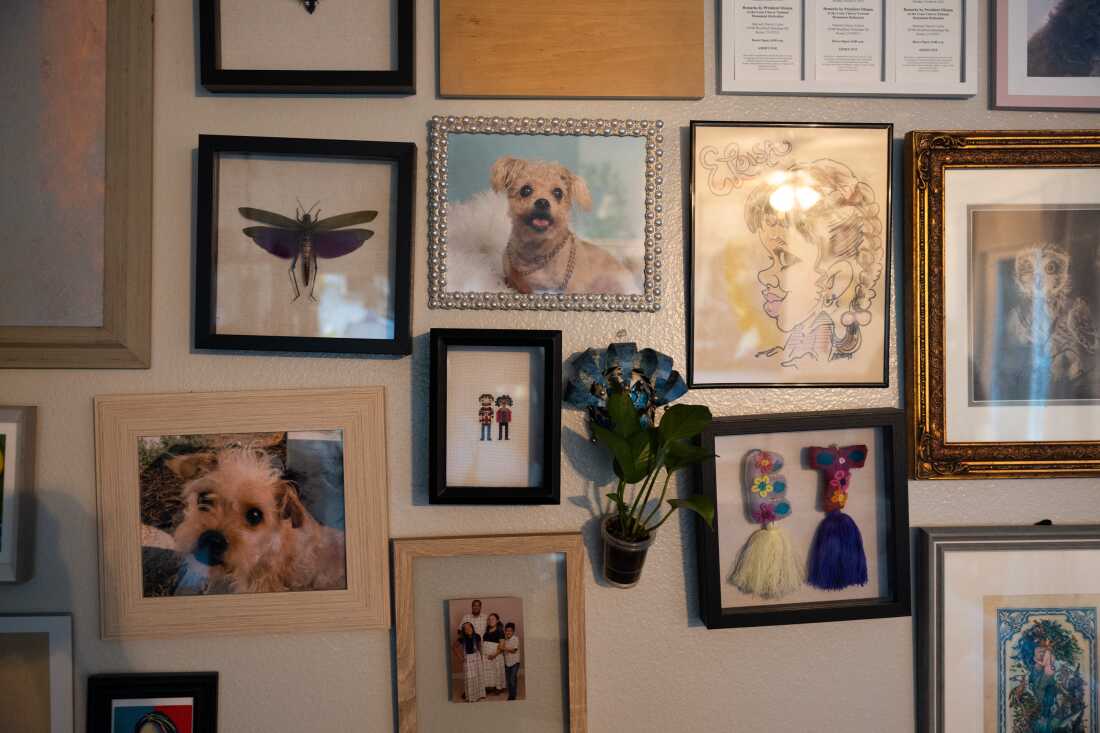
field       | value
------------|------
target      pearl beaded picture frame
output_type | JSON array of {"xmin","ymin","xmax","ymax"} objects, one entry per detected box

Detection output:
[{"xmin": 427, "ymin": 115, "xmax": 664, "ymax": 312}]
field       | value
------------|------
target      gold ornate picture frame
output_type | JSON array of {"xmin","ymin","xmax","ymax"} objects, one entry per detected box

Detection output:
[
  {"xmin": 94, "ymin": 388, "xmax": 391, "ymax": 638},
  {"xmin": 906, "ymin": 130, "xmax": 1100, "ymax": 479}
]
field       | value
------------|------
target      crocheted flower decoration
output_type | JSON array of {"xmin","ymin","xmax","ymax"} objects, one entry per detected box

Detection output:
[
  {"xmin": 829, "ymin": 488, "xmax": 848, "ymax": 509},
  {"xmin": 563, "ymin": 342, "xmax": 687, "ymax": 431},
  {"xmin": 751, "ymin": 503, "xmax": 778, "ymax": 524},
  {"xmin": 751, "ymin": 475, "xmax": 773, "ymax": 497},
  {"xmin": 754, "ymin": 453, "xmax": 779, "ymax": 473},
  {"xmin": 828, "ymin": 469, "xmax": 850, "ymax": 492}
]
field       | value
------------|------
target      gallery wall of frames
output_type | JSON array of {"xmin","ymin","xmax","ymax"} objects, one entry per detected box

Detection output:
[{"xmin": 1, "ymin": 0, "xmax": 1100, "ymax": 732}]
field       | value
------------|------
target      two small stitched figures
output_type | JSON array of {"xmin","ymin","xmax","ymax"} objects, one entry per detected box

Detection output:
[
  {"xmin": 730, "ymin": 444, "xmax": 869, "ymax": 599},
  {"xmin": 478, "ymin": 394, "xmax": 513, "ymax": 441}
]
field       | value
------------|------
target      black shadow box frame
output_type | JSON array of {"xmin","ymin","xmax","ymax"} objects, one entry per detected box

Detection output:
[
  {"xmin": 198, "ymin": 0, "xmax": 414, "ymax": 94},
  {"xmin": 695, "ymin": 408, "xmax": 911, "ymax": 628},
  {"xmin": 195, "ymin": 134, "xmax": 415, "ymax": 357},
  {"xmin": 429, "ymin": 328, "xmax": 562, "ymax": 504},
  {"xmin": 87, "ymin": 672, "xmax": 218, "ymax": 733}
]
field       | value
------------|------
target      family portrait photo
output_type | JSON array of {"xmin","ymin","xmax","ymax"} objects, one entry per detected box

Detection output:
[
  {"xmin": 447, "ymin": 597, "xmax": 525, "ymax": 703},
  {"xmin": 138, "ymin": 429, "xmax": 348, "ymax": 597},
  {"xmin": 985, "ymin": 595, "xmax": 1099, "ymax": 733},
  {"xmin": 969, "ymin": 206, "xmax": 1100, "ymax": 405},
  {"xmin": 111, "ymin": 698, "xmax": 194, "ymax": 733},
  {"xmin": 690, "ymin": 123, "xmax": 891, "ymax": 386},
  {"xmin": 444, "ymin": 347, "xmax": 544, "ymax": 489},
  {"xmin": 436, "ymin": 126, "xmax": 648, "ymax": 300}
]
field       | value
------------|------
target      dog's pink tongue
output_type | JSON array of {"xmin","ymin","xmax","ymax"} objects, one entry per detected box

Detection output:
[{"xmin": 533, "ymin": 218, "xmax": 550, "ymax": 227}]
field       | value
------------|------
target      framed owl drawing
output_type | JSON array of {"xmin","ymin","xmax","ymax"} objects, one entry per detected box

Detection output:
[{"xmin": 906, "ymin": 130, "xmax": 1100, "ymax": 479}]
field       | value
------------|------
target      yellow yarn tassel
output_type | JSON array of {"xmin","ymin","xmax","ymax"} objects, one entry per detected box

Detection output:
[{"xmin": 730, "ymin": 525, "xmax": 803, "ymax": 598}]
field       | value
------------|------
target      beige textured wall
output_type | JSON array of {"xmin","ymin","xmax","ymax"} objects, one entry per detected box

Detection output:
[{"xmin": 2, "ymin": 1, "xmax": 1099, "ymax": 731}]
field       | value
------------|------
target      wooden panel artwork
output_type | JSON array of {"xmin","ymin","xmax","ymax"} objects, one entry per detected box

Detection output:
[{"xmin": 438, "ymin": 0, "xmax": 704, "ymax": 99}]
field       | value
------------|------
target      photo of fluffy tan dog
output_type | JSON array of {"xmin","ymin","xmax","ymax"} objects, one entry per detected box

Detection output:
[
  {"xmin": 490, "ymin": 156, "xmax": 638, "ymax": 295},
  {"xmin": 168, "ymin": 444, "xmax": 346, "ymax": 595}
]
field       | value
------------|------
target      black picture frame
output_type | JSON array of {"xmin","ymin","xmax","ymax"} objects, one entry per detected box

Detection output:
[
  {"xmin": 194, "ymin": 134, "xmax": 415, "ymax": 356},
  {"xmin": 695, "ymin": 408, "xmax": 911, "ymax": 629},
  {"xmin": 87, "ymin": 672, "xmax": 218, "ymax": 733},
  {"xmin": 428, "ymin": 328, "xmax": 562, "ymax": 504},
  {"xmin": 685, "ymin": 120, "xmax": 893, "ymax": 389},
  {"xmin": 198, "ymin": 0, "xmax": 415, "ymax": 94}
]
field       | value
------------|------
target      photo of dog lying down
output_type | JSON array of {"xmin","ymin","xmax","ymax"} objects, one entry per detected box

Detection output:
[
  {"xmin": 442, "ymin": 132, "xmax": 647, "ymax": 297},
  {"xmin": 139, "ymin": 430, "xmax": 347, "ymax": 596}
]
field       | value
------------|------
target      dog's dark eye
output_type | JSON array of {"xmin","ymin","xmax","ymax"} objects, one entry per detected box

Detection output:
[
  {"xmin": 552, "ymin": 188, "xmax": 564, "ymax": 201},
  {"xmin": 245, "ymin": 508, "xmax": 263, "ymax": 526},
  {"xmin": 520, "ymin": 185, "xmax": 533, "ymax": 198}
]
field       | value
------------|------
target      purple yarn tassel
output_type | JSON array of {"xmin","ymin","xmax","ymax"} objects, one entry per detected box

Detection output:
[{"xmin": 807, "ymin": 511, "xmax": 868, "ymax": 590}]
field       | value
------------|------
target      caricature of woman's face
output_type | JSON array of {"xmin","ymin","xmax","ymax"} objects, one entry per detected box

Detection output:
[{"xmin": 755, "ymin": 216, "xmax": 826, "ymax": 332}]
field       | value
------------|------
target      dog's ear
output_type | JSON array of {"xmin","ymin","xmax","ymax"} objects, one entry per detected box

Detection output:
[
  {"xmin": 570, "ymin": 173, "xmax": 593, "ymax": 212},
  {"xmin": 277, "ymin": 483, "xmax": 306, "ymax": 529},
  {"xmin": 165, "ymin": 451, "xmax": 217, "ymax": 481},
  {"xmin": 490, "ymin": 157, "xmax": 524, "ymax": 193}
]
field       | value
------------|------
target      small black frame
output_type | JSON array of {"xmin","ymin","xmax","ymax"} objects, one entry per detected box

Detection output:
[
  {"xmin": 685, "ymin": 120, "xmax": 893, "ymax": 389},
  {"xmin": 428, "ymin": 328, "xmax": 562, "ymax": 504},
  {"xmin": 695, "ymin": 408, "xmax": 911, "ymax": 629},
  {"xmin": 198, "ymin": 0, "xmax": 415, "ymax": 94},
  {"xmin": 87, "ymin": 672, "xmax": 218, "ymax": 733},
  {"xmin": 195, "ymin": 134, "xmax": 415, "ymax": 356}
]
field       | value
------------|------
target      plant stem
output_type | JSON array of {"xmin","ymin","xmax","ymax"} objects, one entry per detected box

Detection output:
[
  {"xmin": 648, "ymin": 506, "xmax": 678, "ymax": 532},
  {"xmin": 639, "ymin": 469, "xmax": 673, "ymax": 530},
  {"xmin": 625, "ymin": 446, "xmax": 667, "ymax": 538}
]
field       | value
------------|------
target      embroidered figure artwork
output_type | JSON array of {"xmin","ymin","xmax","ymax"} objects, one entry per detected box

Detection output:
[
  {"xmin": 478, "ymin": 394, "xmax": 494, "ymax": 441},
  {"xmin": 495, "ymin": 395, "xmax": 513, "ymax": 441},
  {"xmin": 806, "ymin": 444, "xmax": 869, "ymax": 590},
  {"xmin": 729, "ymin": 449, "xmax": 802, "ymax": 598}
]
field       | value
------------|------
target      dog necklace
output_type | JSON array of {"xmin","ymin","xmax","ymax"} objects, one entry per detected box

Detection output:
[{"xmin": 506, "ymin": 234, "xmax": 572, "ymax": 276}]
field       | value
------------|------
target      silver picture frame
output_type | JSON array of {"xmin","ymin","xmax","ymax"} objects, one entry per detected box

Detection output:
[
  {"xmin": 427, "ymin": 115, "xmax": 664, "ymax": 312},
  {"xmin": 918, "ymin": 524, "xmax": 1100, "ymax": 732}
]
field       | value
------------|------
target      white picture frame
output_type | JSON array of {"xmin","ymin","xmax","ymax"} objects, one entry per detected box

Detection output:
[
  {"xmin": 0, "ymin": 614, "xmax": 73, "ymax": 733},
  {"xmin": 719, "ymin": 0, "xmax": 978, "ymax": 97},
  {"xmin": 0, "ymin": 405, "xmax": 36, "ymax": 583}
]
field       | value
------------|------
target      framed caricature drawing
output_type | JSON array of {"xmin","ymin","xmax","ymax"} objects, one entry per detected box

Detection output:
[{"xmin": 688, "ymin": 122, "xmax": 892, "ymax": 388}]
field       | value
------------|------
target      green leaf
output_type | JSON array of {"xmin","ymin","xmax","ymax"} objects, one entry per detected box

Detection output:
[
  {"xmin": 607, "ymin": 389, "xmax": 642, "ymax": 438},
  {"xmin": 629, "ymin": 428, "xmax": 658, "ymax": 476},
  {"xmin": 605, "ymin": 492, "xmax": 627, "ymax": 513},
  {"xmin": 663, "ymin": 440, "xmax": 716, "ymax": 472},
  {"xmin": 668, "ymin": 495, "xmax": 716, "ymax": 529},
  {"xmin": 657, "ymin": 404, "xmax": 712, "ymax": 443},
  {"xmin": 592, "ymin": 422, "xmax": 648, "ymax": 484}
]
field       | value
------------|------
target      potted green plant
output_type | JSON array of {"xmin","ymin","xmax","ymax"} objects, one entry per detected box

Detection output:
[{"xmin": 565, "ymin": 343, "xmax": 715, "ymax": 587}]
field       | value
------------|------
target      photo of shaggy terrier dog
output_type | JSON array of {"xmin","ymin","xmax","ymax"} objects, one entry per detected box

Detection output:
[
  {"xmin": 490, "ymin": 156, "xmax": 638, "ymax": 295},
  {"xmin": 168, "ymin": 445, "xmax": 346, "ymax": 594},
  {"xmin": 1028, "ymin": 0, "xmax": 1100, "ymax": 77}
]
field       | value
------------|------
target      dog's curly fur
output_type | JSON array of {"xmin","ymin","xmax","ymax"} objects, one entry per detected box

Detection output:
[
  {"xmin": 170, "ymin": 445, "xmax": 346, "ymax": 594},
  {"xmin": 1028, "ymin": 0, "xmax": 1100, "ymax": 77}
]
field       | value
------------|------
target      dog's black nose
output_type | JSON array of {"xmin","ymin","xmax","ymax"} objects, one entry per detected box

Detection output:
[
  {"xmin": 534, "ymin": 198, "xmax": 550, "ymax": 210},
  {"xmin": 194, "ymin": 530, "xmax": 228, "ymax": 566}
]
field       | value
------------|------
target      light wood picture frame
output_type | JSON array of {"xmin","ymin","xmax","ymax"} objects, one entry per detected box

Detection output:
[
  {"xmin": 0, "ymin": 405, "xmax": 37, "ymax": 583},
  {"xmin": 0, "ymin": 0, "xmax": 152, "ymax": 368},
  {"xmin": 393, "ymin": 533, "xmax": 587, "ymax": 732},
  {"xmin": 94, "ymin": 388, "xmax": 391, "ymax": 639}
]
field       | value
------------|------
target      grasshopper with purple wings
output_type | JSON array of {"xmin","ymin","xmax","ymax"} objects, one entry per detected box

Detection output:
[{"xmin": 239, "ymin": 203, "xmax": 377, "ymax": 302}]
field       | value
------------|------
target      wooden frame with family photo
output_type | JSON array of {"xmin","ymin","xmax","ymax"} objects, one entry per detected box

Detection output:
[
  {"xmin": 687, "ymin": 121, "xmax": 893, "ymax": 388},
  {"xmin": 428, "ymin": 328, "xmax": 562, "ymax": 504},
  {"xmin": 696, "ymin": 408, "xmax": 911, "ymax": 628},
  {"xmin": 0, "ymin": 614, "xmax": 73, "ymax": 733},
  {"xmin": 427, "ymin": 115, "xmax": 664, "ymax": 312},
  {"xmin": 94, "ymin": 387, "xmax": 391, "ymax": 639},
  {"xmin": 195, "ymin": 134, "xmax": 416, "ymax": 357},
  {"xmin": 87, "ymin": 672, "xmax": 218, "ymax": 733},
  {"xmin": 0, "ymin": 405, "xmax": 37, "ymax": 583},
  {"xmin": 906, "ymin": 130, "xmax": 1100, "ymax": 479},
  {"xmin": 917, "ymin": 525, "xmax": 1100, "ymax": 732},
  {"xmin": 198, "ymin": 0, "xmax": 415, "ymax": 94},
  {"xmin": 0, "ymin": 0, "xmax": 152, "ymax": 368},
  {"xmin": 392, "ymin": 533, "xmax": 587, "ymax": 733}
]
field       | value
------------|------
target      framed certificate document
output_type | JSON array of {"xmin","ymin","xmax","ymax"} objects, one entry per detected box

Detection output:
[{"xmin": 719, "ymin": 0, "xmax": 977, "ymax": 97}]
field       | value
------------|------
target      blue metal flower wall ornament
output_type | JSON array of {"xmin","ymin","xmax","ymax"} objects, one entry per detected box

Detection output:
[{"xmin": 564, "ymin": 342, "xmax": 688, "ymax": 432}]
